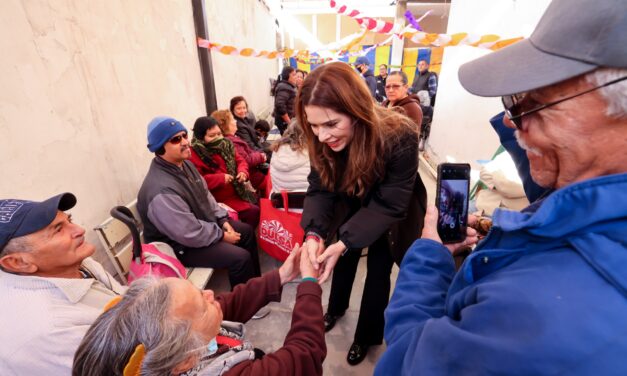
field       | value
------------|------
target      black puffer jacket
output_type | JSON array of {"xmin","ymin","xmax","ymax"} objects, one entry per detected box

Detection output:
[{"xmin": 273, "ymin": 80, "xmax": 297, "ymax": 119}]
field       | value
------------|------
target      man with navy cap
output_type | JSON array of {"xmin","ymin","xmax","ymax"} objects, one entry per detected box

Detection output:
[
  {"xmin": 137, "ymin": 116, "xmax": 262, "ymax": 291},
  {"xmin": 376, "ymin": 0, "xmax": 627, "ymax": 374},
  {"xmin": 0, "ymin": 193, "xmax": 126, "ymax": 374},
  {"xmin": 354, "ymin": 56, "xmax": 378, "ymax": 99}
]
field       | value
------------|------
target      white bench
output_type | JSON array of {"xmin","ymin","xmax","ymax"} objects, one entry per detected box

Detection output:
[{"xmin": 94, "ymin": 199, "xmax": 213, "ymax": 289}]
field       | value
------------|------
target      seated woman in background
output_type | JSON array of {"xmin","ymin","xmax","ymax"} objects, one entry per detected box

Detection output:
[
  {"xmin": 270, "ymin": 120, "xmax": 310, "ymax": 195},
  {"xmin": 212, "ymin": 110, "xmax": 268, "ymax": 198},
  {"xmin": 73, "ymin": 247, "xmax": 326, "ymax": 376},
  {"xmin": 230, "ymin": 96, "xmax": 264, "ymax": 152},
  {"xmin": 382, "ymin": 71, "xmax": 423, "ymax": 132},
  {"xmin": 189, "ymin": 116, "xmax": 260, "ymax": 228}
]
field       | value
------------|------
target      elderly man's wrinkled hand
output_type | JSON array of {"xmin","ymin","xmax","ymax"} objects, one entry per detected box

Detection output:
[{"xmin": 422, "ymin": 205, "xmax": 479, "ymax": 255}]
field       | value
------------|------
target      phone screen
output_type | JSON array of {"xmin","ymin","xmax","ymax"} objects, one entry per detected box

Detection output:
[{"xmin": 436, "ymin": 163, "xmax": 470, "ymax": 243}]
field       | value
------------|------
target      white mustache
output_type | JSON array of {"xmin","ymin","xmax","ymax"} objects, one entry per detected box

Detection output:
[{"xmin": 514, "ymin": 131, "xmax": 543, "ymax": 157}]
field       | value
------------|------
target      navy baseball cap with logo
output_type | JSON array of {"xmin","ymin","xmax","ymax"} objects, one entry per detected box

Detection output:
[{"xmin": 0, "ymin": 193, "xmax": 77, "ymax": 251}]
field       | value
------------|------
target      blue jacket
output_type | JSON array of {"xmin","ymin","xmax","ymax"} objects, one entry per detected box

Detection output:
[{"xmin": 375, "ymin": 173, "xmax": 627, "ymax": 375}]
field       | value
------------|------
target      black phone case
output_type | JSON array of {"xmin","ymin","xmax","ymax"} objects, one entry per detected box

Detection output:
[{"xmin": 435, "ymin": 163, "xmax": 471, "ymax": 244}]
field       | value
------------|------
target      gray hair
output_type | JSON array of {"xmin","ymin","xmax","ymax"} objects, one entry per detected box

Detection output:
[
  {"xmin": 73, "ymin": 277, "xmax": 205, "ymax": 376},
  {"xmin": 271, "ymin": 120, "xmax": 307, "ymax": 153},
  {"xmin": 0, "ymin": 235, "xmax": 31, "ymax": 258},
  {"xmin": 0, "ymin": 235, "xmax": 32, "ymax": 272},
  {"xmin": 416, "ymin": 91, "xmax": 431, "ymax": 107},
  {"xmin": 388, "ymin": 70, "xmax": 408, "ymax": 85},
  {"xmin": 586, "ymin": 67, "xmax": 627, "ymax": 119}
]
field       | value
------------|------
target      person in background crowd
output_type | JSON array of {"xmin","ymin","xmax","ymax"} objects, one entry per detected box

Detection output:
[
  {"xmin": 375, "ymin": 64, "xmax": 388, "ymax": 103},
  {"xmin": 73, "ymin": 246, "xmax": 327, "ymax": 376},
  {"xmin": 295, "ymin": 69, "xmax": 307, "ymax": 88},
  {"xmin": 353, "ymin": 56, "xmax": 377, "ymax": 99},
  {"xmin": 253, "ymin": 119, "xmax": 272, "ymax": 157},
  {"xmin": 212, "ymin": 110, "xmax": 269, "ymax": 199},
  {"xmin": 382, "ymin": 71, "xmax": 423, "ymax": 132},
  {"xmin": 376, "ymin": 0, "xmax": 627, "ymax": 373},
  {"xmin": 269, "ymin": 120, "xmax": 310, "ymax": 195},
  {"xmin": 189, "ymin": 116, "xmax": 260, "ymax": 229},
  {"xmin": 0, "ymin": 193, "xmax": 126, "ymax": 375},
  {"xmin": 273, "ymin": 66, "xmax": 298, "ymax": 135},
  {"xmin": 416, "ymin": 90, "xmax": 433, "ymax": 151},
  {"xmin": 137, "ymin": 117, "xmax": 261, "ymax": 290},
  {"xmin": 410, "ymin": 60, "xmax": 438, "ymax": 106},
  {"xmin": 230, "ymin": 96, "xmax": 264, "ymax": 152},
  {"xmin": 296, "ymin": 62, "xmax": 427, "ymax": 365},
  {"xmin": 489, "ymin": 111, "xmax": 548, "ymax": 203}
]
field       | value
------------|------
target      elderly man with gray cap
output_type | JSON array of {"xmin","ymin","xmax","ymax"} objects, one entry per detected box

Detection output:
[
  {"xmin": 375, "ymin": 0, "xmax": 627, "ymax": 374},
  {"xmin": 137, "ymin": 116, "xmax": 262, "ymax": 292},
  {"xmin": 0, "ymin": 193, "xmax": 126, "ymax": 374}
]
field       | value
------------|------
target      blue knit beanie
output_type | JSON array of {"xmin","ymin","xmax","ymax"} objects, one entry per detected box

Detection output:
[{"xmin": 146, "ymin": 116, "xmax": 187, "ymax": 152}]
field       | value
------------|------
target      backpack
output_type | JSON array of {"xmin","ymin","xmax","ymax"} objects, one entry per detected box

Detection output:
[
  {"xmin": 269, "ymin": 76, "xmax": 279, "ymax": 96},
  {"xmin": 110, "ymin": 206, "xmax": 187, "ymax": 283}
]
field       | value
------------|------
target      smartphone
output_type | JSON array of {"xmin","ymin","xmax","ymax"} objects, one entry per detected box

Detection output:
[{"xmin": 436, "ymin": 163, "xmax": 471, "ymax": 244}]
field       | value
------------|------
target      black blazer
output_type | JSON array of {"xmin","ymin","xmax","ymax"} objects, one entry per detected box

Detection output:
[{"xmin": 301, "ymin": 127, "xmax": 427, "ymax": 265}]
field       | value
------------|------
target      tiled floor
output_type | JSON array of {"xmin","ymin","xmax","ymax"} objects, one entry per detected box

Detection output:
[{"xmin": 207, "ymin": 160, "xmax": 436, "ymax": 375}]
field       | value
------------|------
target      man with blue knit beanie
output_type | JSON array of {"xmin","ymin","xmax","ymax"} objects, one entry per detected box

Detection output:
[{"xmin": 137, "ymin": 116, "xmax": 262, "ymax": 290}]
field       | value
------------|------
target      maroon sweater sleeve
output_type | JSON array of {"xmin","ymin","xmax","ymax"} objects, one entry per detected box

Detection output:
[
  {"xmin": 235, "ymin": 149, "xmax": 250, "ymax": 177},
  {"xmin": 226, "ymin": 281, "xmax": 326, "ymax": 376},
  {"xmin": 216, "ymin": 270, "xmax": 283, "ymax": 323},
  {"xmin": 248, "ymin": 151, "xmax": 265, "ymax": 167}
]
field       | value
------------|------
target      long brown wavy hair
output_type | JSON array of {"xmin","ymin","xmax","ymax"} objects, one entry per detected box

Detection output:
[{"xmin": 296, "ymin": 62, "xmax": 417, "ymax": 197}]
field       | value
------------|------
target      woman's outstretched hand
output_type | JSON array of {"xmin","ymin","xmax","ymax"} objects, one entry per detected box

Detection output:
[{"xmin": 315, "ymin": 240, "xmax": 346, "ymax": 284}]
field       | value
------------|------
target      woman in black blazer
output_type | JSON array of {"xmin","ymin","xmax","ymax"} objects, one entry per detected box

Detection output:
[{"xmin": 297, "ymin": 62, "xmax": 427, "ymax": 366}]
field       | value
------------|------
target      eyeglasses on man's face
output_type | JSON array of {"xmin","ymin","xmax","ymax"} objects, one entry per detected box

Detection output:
[
  {"xmin": 385, "ymin": 84, "xmax": 404, "ymax": 91},
  {"xmin": 169, "ymin": 132, "xmax": 188, "ymax": 145},
  {"xmin": 502, "ymin": 75, "xmax": 627, "ymax": 130}
]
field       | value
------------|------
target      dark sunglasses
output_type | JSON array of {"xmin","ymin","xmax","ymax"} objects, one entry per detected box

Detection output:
[
  {"xmin": 385, "ymin": 84, "xmax": 404, "ymax": 90},
  {"xmin": 502, "ymin": 75, "xmax": 627, "ymax": 130},
  {"xmin": 169, "ymin": 132, "xmax": 188, "ymax": 144}
]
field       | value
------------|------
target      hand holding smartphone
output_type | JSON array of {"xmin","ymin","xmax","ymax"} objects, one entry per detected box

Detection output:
[{"xmin": 436, "ymin": 163, "xmax": 471, "ymax": 244}]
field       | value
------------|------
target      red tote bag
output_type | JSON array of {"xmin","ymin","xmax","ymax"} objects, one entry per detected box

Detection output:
[{"xmin": 258, "ymin": 191, "xmax": 304, "ymax": 261}]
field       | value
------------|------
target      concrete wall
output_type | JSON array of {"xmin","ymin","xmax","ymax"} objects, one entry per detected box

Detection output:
[
  {"xmin": 427, "ymin": 0, "xmax": 551, "ymax": 168},
  {"xmin": 206, "ymin": 0, "xmax": 279, "ymax": 117},
  {"xmin": 0, "ymin": 0, "xmax": 206, "ymax": 269}
]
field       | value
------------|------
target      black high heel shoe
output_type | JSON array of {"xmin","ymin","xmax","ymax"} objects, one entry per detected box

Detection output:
[
  {"xmin": 347, "ymin": 342, "xmax": 369, "ymax": 365},
  {"xmin": 323, "ymin": 312, "xmax": 344, "ymax": 332}
]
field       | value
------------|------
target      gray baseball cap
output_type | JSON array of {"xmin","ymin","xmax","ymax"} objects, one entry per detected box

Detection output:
[{"xmin": 458, "ymin": 0, "xmax": 627, "ymax": 97}]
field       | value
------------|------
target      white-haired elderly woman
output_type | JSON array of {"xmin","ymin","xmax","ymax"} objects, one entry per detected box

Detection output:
[{"xmin": 73, "ymin": 247, "xmax": 325, "ymax": 376}]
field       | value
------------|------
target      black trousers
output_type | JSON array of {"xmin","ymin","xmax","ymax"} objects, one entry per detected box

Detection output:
[
  {"xmin": 327, "ymin": 235, "xmax": 394, "ymax": 345},
  {"xmin": 176, "ymin": 220, "xmax": 261, "ymax": 289},
  {"xmin": 275, "ymin": 119, "xmax": 288, "ymax": 135}
]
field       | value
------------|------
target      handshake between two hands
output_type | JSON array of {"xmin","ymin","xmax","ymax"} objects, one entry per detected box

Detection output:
[
  {"xmin": 279, "ymin": 204, "xmax": 482, "ymax": 286},
  {"xmin": 278, "ymin": 243, "xmax": 321, "ymax": 285}
]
